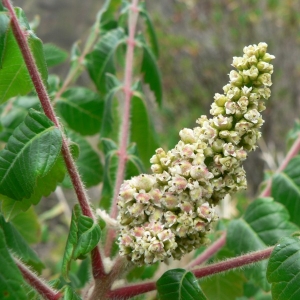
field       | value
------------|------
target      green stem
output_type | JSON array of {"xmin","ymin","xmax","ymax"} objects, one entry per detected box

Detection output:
[{"xmin": 3, "ymin": 0, "xmax": 106, "ymax": 279}]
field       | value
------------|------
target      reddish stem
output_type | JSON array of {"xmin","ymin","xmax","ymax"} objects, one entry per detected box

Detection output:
[
  {"xmin": 16, "ymin": 259, "xmax": 62, "ymax": 300},
  {"xmin": 3, "ymin": 0, "xmax": 105, "ymax": 279},
  {"xmin": 105, "ymin": 0, "xmax": 140, "ymax": 256},
  {"xmin": 106, "ymin": 281, "xmax": 156, "ymax": 300},
  {"xmin": 187, "ymin": 232, "xmax": 227, "ymax": 269},
  {"xmin": 192, "ymin": 246, "xmax": 273, "ymax": 278},
  {"xmin": 107, "ymin": 247, "xmax": 273, "ymax": 299}
]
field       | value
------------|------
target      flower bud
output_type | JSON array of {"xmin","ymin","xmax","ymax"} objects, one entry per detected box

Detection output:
[
  {"xmin": 179, "ymin": 128, "xmax": 196, "ymax": 144},
  {"xmin": 229, "ymin": 70, "xmax": 243, "ymax": 87}
]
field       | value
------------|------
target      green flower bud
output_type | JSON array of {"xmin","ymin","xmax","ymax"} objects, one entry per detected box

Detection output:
[
  {"xmin": 249, "ymin": 92, "xmax": 261, "ymax": 103},
  {"xmin": 151, "ymin": 164, "xmax": 163, "ymax": 174},
  {"xmin": 244, "ymin": 109, "xmax": 261, "ymax": 124},
  {"xmin": 212, "ymin": 139, "xmax": 225, "ymax": 152},
  {"xmin": 232, "ymin": 56, "xmax": 248, "ymax": 70},
  {"xmin": 210, "ymin": 103, "xmax": 225, "ymax": 115},
  {"xmin": 229, "ymin": 70, "xmax": 244, "ymax": 87},
  {"xmin": 257, "ymin": 61, "xmax": 273, "ymax": 73},
  {"xmin": 235, "ymin": 120, "xmax": 254, "ymax": 135},
  {"xmin": 214, "ymin": 93, "xmax": 228, "ymax": 106},
  {"xmin": 226, "ymin": 86, "xmax": 241, "ymax": 101},
  {"xmin": 213, "ymin": 115, "xmax": 233, "ymax": 130},
  {"xmin": 243, "ymin": 65, "xmax": 259, "ymax": 80},
  {"xmin": 261, "ymin": 53, "xmax": 275, "ymax": 62},
  {"xmin": 247, "ymin": 55, "xmax": 258, "ymax": 66},
  {"xmin": 257, "ymin": 73, "xmax": 272, "ymax": 86},
  {"xmin": 179, "ymin": 128, "xmax": 196, "ymax": 143},
  {"xmin": 258, "ymin": 42, "xmax": 268, "ymax": 57}
]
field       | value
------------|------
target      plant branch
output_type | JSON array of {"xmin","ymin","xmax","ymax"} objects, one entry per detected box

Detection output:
[
  {"xmin": 15, "ymin": 258, "xmax": 61, "ymax": 300},
  {"xmin": 4, "ymin": 0, "xmax": 105, "ymax": 279},
  {"xmin": 105, "ymin": 0, "xmax": 140, "ymax": 256},
  {"xmin": 107, "ymin": 247, "xmax": 274, "ymax": 299},
  {"xmin": 260, "ymin": 133, "xmax": 300, "ymax": 197},
  {"xmin": 187, "ymin": 232, "xmax": 227, "ymax": 269},
  {"xmin": 106, "ymin": 281, "xmax": 156, "ymax": 300},
  {"xmin": 192, "ymin": 246, "xmax": 273, "ymax": 278}
]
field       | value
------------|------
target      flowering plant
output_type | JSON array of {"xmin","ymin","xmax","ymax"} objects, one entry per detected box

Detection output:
[{"xmin": 0, "ymin": 1, "xmax": 300, "ymax": 300}]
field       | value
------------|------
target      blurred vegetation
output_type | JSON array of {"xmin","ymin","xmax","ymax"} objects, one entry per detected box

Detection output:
[{"xmin": 12, "ymin": 0, "xmax": 300, "ymax": 194}]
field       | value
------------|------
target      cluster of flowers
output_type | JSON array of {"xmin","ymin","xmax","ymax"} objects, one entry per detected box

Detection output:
[{"xmin": 117, "ymin": 43, "xmax": 274, "ymax": 265}]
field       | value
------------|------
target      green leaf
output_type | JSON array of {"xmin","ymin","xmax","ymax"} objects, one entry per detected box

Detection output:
[
  {"xmin": 0, "ymin": 228, "xmax": 27, "ymax": 300},
  {"xmin": 200, "ymin": 271, "xmax": 246, "ymax": 300},
  {"xmin": 130, "ymin": 92, "xmax": 159, "ymax": 168},
  {"xmin": 267, "ymin": 236, "xmax": 300, "ymax": 300},
  {"xmin": 100, "ymin": 139, "xmax": 118, "ymax": 210},
  {"xmin": 127, "ymin": 262, "xmax": 159, "ymax": 282},
  {"xmin": 0, "ymin": 109, "xmax": 62, "ymax": 201},
  {"xmin": 43, "ymin": 43, "xmax": 68, "ymax": 67},
  {"xmin": 0, "ymin": 12, "xmax": 10, "ymax": 68},
  {"xmin": 63, "ymin": 285, "xmax": 82, "ymax": 300},
  {"xmin": 0, "ymin": 193, "xmax": 34, "ymax": 221},
  {"xmin": 139, "ymin": 3, "xmax": 159, "ymax": 58},
  {"xmin": 65, "ymin": 131, "xmax": 103, "ymax": 188},
  {"xmin": 73, "ymin": 214, "xmax": 101, "ymax": 259},
  {"xmin": 76, "ymin": 258, "xmax": 90, "ymax": 288},
  {"xmin": 272, "ymin": 155, "xmax": 300, "ymax": 226},
  {"xmin": 97, "ymin": 0, "xmax": 122, "ymax": 28},
  {"xmin": 157, "ymin": 268, "xmax": 207, "ymax": 300},
  {"xmin": 227, "ymin": 197, "xmax": 298, "ymax": 291},
  {"xmin": 0, "ymin": 8, "xmax": 48, "ymax": 103},
  {"xmin": 138, "ymin": 36, "xmax": 162, "ymax": 106},
  {"xmin": 0, "ymin": 213, "xmax": 44, "ymax": 272},
  {"xmin": 85, "ymin": 28, "xmax": 125, "ymax": 94},
  {"xmin": 0, "ymin": 96, "xmax": 40, "ymax": 142},
  {"xmin": 56, "ymin": 87, "xmax": 104, "ymax": 136},
  {"xmin": 100, "ymin": 74, "xmax": 122, "ymax": 140},
  {"xmin": 61, "ymin": 205, "xmax": 101, "ymax": 280},
  {"xmin": 28, "ymin": 154, "xmax": 66, "ymax": 204},
  {"xmin": 10, "ymin": 207, "xmax": 41, "ymax": 244}
]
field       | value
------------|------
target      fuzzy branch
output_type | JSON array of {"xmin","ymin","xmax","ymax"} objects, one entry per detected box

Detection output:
[
  {"xmin": 15, "ymin": 259, "xmax": 61, "ymax": 300},
  {"xmin": 107, "ymin": 247, "xmax": 274, "ymax": 299},
  {"xmin": 3, "ymin": 0, "xmax": 105, "ymax": 279},
  {"xmin": 105, "ymin": 0, "xmax": 140, "ymax": 256}
]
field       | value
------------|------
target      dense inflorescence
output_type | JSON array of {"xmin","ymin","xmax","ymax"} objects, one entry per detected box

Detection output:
[{"xmin": 117, "ymin": 43, "xmax": 274, "ymax": 265}]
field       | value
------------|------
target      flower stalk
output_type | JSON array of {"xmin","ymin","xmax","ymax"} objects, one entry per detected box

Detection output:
[{"xmin": 104, "ymin": 0, "xmax": 140, "ymax": 256}]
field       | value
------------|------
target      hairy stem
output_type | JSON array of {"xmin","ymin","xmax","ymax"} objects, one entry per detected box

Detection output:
[
  {"xmin": 107, "ymin": 247, "xmax": 274, "ymax": 299},
  {"xmin": 15, "ymin": 259, "xmax": 61, "ymax": 300},
  {"xmin": 105, "ymin": 0, "xmax": 140, "ymax": 256},
  {"xmin": 192, "ymin": 246, "xmax": 273, "ymax": 277},
  {"xmin": 4, "ymin": 0, "xmax": 105, "ymax": 279},
  {"xmin": 187, "ymin": 232, "xmax": 227, "ymax": 269},
  {"xmin": 106, "ymin": 281, "xmax": 156, "ymax": 300}
]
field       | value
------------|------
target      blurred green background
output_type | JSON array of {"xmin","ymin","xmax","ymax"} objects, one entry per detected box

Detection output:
[{"xmin": 12, "ymin": 0, "xmax": 300, "ymax": 196}]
